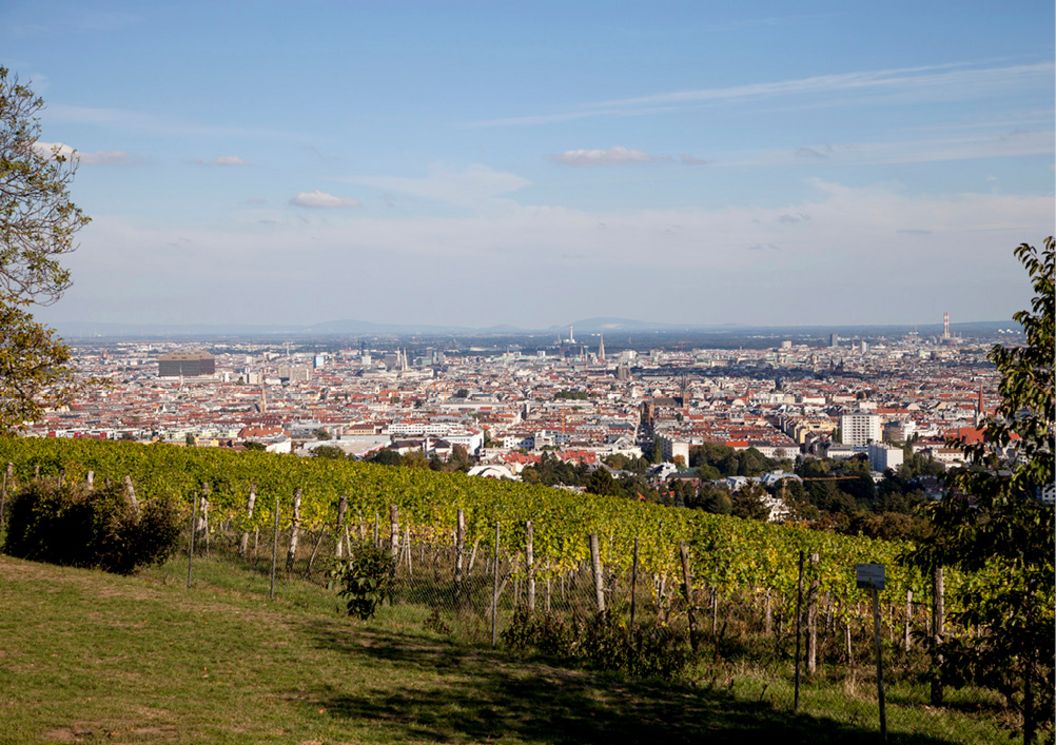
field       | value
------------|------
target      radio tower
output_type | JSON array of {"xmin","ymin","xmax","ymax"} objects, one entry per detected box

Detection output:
[
  {"xmin": 597, "ymin": 334, "xmax": 606, "ymax": 363},
  {"xmin": 943, "ymin": 311, "xmax": 950, "ymax": 340}
]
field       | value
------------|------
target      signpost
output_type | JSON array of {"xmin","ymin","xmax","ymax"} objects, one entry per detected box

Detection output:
[{"xmin": 857, "ymin": 563, "xmax": 887, "ymax": 743}]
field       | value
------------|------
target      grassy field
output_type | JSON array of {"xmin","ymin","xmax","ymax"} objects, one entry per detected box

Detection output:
[{"xmin": 0, "ymin": 553, "xmax": 1007, "ymax": 744}]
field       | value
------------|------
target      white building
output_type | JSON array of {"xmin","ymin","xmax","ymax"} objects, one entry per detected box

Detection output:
[
  {"xmin": 868, "ymin": 443, "xmax": 904, "ymax": 472},
  {"xmin": 840, "ymin": 413, "xmax": 882, "ymax": 446}
]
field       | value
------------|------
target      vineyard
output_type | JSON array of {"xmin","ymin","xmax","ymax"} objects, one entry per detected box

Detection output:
[{"xmin": 0, "ymin": 436, "xmax": 941, "ymax": 628}]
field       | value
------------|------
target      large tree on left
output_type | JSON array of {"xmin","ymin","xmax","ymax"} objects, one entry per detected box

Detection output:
[{"xmin": 0, "ymin": 67, "xmax": 90, "ymax": 431}]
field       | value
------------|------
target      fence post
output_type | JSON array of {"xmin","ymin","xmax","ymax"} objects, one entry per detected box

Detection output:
[
  {"xmin": 335, "ymin": 495, "xmax": 348, "ymax": 560},
  {"xmin": 239, "ymin": 485, "xmax": 257, "ymax": 558},
  {"xmin": 904, "ymin": 589, "xmax": 913, "ymax": 652},
  {"xmin": 679, "ymin": 541, "xmax": 697, "ymax": 651},
  {"xmin": 630, "ymin": 536, "xmax": 639, "ymax": 628},
  {"xmin": 590, "ymin": 533, "xmax": 605, "ymax": 613},
  {"xmin": 0, "ymin": 462, "xmax": 11, "ymax": 527},
  {"xmin": 931, "ymin": 566, "xmax": 944, "ymax": 706},
  {"xmin": 285, "ymin": 488, "xmax": 302, "ymax": 574},
  {"xmin": 525, "ymin": 520, "xmax": 535, "ymax": 614},
  {"xmin": 807, "ymin": 552, "xmax": 819, "ymax": 676},
  {"xmin": 123, "ymin": 475, "xmax": 139, "ymax": 514},
  {"xmin": 491, "ymin": 522, "xmax": 500, "ymax": 647},
  {"xmin": 373, "ymin": 510, "xmax": 380, "ymax": 547},
  {"xmin": 403, "ymin": 526, "xmax": 412, "ymax": 575},
  {"xmin": 389, "ymin": 505, "xmax": 399, "ymax": 561},
  {"xmin": 269, "ymin": 496, "xmax": 280, "ymax": 600},
  {"xmin": 196, "ymin": 482, "xmax": 210, "ymax": 554},
  {"xmin": 764, "ymin": 588, "xmax": 773, "ymax": 636},
  {"xmin": 454, "ymin": 508, "xmax": 465, "ymax": 601},
  {"xmin": 872, "ymin": 587, "xmax": 888, "ymax": 743},
  {"xmin": 794, "ymin": 549, "xmax": 805, "ymax": 711},
  {"xmin": 86, "ymin": 470, "xmax": 94, "ymax": 490},
  {"xmin": 186, "ymin": 492, "xmax": 199, "ymax": 588}
]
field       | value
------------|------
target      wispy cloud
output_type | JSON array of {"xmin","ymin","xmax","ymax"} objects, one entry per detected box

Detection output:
[
  {"xmin": 47, "ymin": 103, "xmax": 300, "ymax": 141},
  {"xmin": 289, "ymin": 190, "xmax": 360, "ymax": 209},
  {"xmin": 357, "ymin": 164, "xmax": 529, "ymax": 207},
  {"xmin": 195, "ymin": 155, "xmax": 249, "ymax": 167},
  {"xmin": 473, "ymin": 61, "xmax": 1053, "ymax": 127},
  {"xmin": 548, "ymin": 146, "xmax": 656, "ymax": 166},
  {"xmin": 32, "ymin": 141, "xmax": 130, "ymax": 164}
]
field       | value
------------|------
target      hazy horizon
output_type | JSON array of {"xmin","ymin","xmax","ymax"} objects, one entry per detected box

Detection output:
[{"xmin": 3, "ymin": 1, "xmax": 1053, "ymax": 329}]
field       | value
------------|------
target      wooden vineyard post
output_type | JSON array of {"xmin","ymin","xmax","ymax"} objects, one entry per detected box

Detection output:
[
  {"xmin": 872, "ymin": 587, "xmax": 887, "ymax": 743},
  {"xmin": 525, "ymin": 520, "xmax": 535, "ymax": 614},
  {"xmin": 186, "ymin": 491, "xmax": 199, "ymax": 588},
  {"xmin": 629, "ymin": 537, "xmax": 639, "ymax": 629},
  {"xmin": 793, "ymin": 550, "xmax": 805, "ymax": 711},
  {"xmin": 86, "ymin": 470, "xmax": 94, "ymax": 490},
  {"xmin": 373, "ymin": 511, "xmax": 380, "ymax": 548},
  {"xmin": 904, "ymin": 589, "xmax": 913, "ymax": 652},
  {"xmin": 931, "ymin": 566, "xmax": 944, "ymax": 706},
  {"xmin": 0, "ymin": 462, "xmax": 11, "ymax": 527},
  {"xmin": 764, "ymin": 588, "xmax": 773, "ymax": 636},
  {"xmin": 807, "ymin": 552, "xmax": 819, "ymax": 676},
  {"xmin": 389, "ymin": 505, "xmax": 399, "ymax": 563},
  {"xmin": 197, "ymin": 482, "xmax": 210, "ymax": 555},
  {"xmin": 679, "ymin": 541, "xmax": 698, "ymax": 652},
  {"xmin": 269, "ymin": 496, "xmax": 281, "ymax": 600},
  {"xmin": 335, "ymin": 495, "xmax": 348, "ymax": 560},
  {"xmin": 124, "ymin": 475, "xmax": 139, "ymax": 514},
  {"xmin": 285, "ymin": 488, "xmax": 302, "ymax": 574},
  {"xmin": 454, "ymin": 509, "xmax": 465, "ymax": 602},
  {"xmin": 239, "ymin": 485, "xmax": 257, "ymax": 558},
  {"xmin": 491, "ymin": 522, "xmax": 500, "ymax": 648},
  {"xmin": 590, "ymin": 533, "xmax": 605, "ymax": 614}
]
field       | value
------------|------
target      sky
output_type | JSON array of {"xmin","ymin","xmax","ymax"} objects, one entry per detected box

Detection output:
[{"xmin": 3, "ymin": 1, "xmax": 1053, "ymax": 330}]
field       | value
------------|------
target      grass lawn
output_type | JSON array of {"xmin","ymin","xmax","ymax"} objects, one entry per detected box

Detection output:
[{"xmin": 0, "ymin": 553, "xmax": 1006, "ymax": 744}]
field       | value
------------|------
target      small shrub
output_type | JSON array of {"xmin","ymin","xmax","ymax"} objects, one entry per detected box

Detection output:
[
  {"xmin": 3, "ymin": 479, "xmax": 181, "ymax": 574},
  {"xmin": 335, "ymin": 542, "xmax": 395, "ymax": 620},
  {"xmin": 502, "ymin": 608, "xmax": 693, "ymax": 680}
]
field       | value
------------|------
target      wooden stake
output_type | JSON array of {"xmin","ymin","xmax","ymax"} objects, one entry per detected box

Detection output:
[
  {"xmin": 239, "ymin": 485, "xmax": 257, "ymax": 558},
  {"xmin": 630, "ymin": 537, "xmax": 639, "ymax": 628},
  {"xmin": 525, "ymin": 520, "xmax": 535, "ymax": 613},
  {"xmin": 679, "ymin": 541, "xmax": 698, "ymax": 652},
  {"xmin": 807, "ymin": 552, "xmax": 819, "ymax": 676},
  {"xmin": 904, "ymin": 589, "xmax": 913, "ymax": 651},
  {"xmin": 389, "ymin": 504, "xmax": 399, "ymax": 561},
  {"xmin": 285, "ymin": 488, "xmax": 301, "ymax": 574},
  {"xmin": 590, "ymin": 533, "xmax": 605, "ymax": 613},
  {"xmin": 454, "ymin": 508, "xmax": 465, "ymax": 601},
  {"xmin": 123, "ymin": 475, "xmax": 139, "ymax": 513},
  {"xmin": 269, "ymin": 496, "xmax": 280, "ymax": 600},
  {"xmin": 335, "ymin": 495, "xmax": 348, "ymax": 560},
  {"xmin": 491, "ymin": 522, "xmax": 500, "ymax": 647},
  {"xmin": 871, "ymin": 587, "xmax": 888, "ymax": 743},
  {"xmin": 931, "ymin": 566, "xmax": 945, "ymax": 706},
  {"xmin": 186, "ymin": 493, "xmax": 199, "ymax": 588},
  {"xmin": 794, "ymin": 549, "xmax": 805, "ymax": 711}
]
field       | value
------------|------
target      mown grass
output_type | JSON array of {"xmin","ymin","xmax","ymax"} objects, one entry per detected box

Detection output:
[{"xmin": 0, "ymin": 552, "xmax": 1006, "ymax": 744}]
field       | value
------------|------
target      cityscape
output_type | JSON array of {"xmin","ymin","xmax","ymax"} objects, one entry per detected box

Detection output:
[{"xmin": 0, "ymin": 2, "xmax": 1052, "ymax": 744}]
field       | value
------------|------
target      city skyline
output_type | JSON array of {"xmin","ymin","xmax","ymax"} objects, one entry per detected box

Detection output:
[{"xmin": 2, "ymin": 1, "xmax": 1053, "ymax": 329}]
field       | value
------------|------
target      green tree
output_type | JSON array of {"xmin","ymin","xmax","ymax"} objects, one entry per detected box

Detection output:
[
  {"xmin": 912, "ymin": 238, "xmax": 1054, "ymax": 744},
  {"xmin": 0, "ymin": 68, "xmax": 90, "ymax": 432}
]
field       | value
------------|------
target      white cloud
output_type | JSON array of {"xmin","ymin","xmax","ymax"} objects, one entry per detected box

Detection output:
[
  {"xmin": 289, "ymin": 190, "xmax": 360, "ymax": 209},
  {"xmin": 32, "ymin": 141, "xmax": 129, "ymax": 164},
  {"xmin": 548, "ymin": 146, "xmax": 656, "ymax": 166},
  {"xmin": 358, "ymin": 164, "xmax": 529, "ymax": 207},
  {"xmin": 212, "ymin": 154, "xmax": 249, "ymax": 165},
  {"xmin": 475, "ymin": 61, "xmax": 1053, "ymax": 127}
]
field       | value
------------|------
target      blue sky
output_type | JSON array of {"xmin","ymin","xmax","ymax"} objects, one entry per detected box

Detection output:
[{"xmin": 3, "ymin": 1, "xmax": 1053, "ymax": 328}]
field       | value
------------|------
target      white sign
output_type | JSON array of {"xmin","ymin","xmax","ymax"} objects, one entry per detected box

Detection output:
[{"xmin": 856, "ymin": 563, "xmax": 886, "ymax": 590}]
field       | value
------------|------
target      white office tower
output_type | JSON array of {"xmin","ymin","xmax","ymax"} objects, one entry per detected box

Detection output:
[{"xmin": 840, "ymin": 413, "xmax": 882, "ymax": 445}]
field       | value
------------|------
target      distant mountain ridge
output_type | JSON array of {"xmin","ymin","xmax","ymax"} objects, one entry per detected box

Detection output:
[{"xmin": 49, "ymin": 317, "xmax": 1014, "ymax": 339}]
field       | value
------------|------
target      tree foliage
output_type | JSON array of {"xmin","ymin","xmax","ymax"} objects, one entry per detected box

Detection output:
[
  {"xmin": 0, "ymin": 67, "xmax": 90, "ymax": 432},
  {"xmin": 912, "ymin": 237, "xmax": 1054, "ymax": 744}
]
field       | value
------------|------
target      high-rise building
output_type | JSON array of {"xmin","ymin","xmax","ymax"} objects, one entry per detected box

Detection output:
[
  {"xmin": 158, "ymin": 350, "xmax": 215, "ymax": 377},
  {"xmin": 840, "ymin": 413, "xmax": 882, "ymax": 445},
  {"xmin": 943, "ymin": 311, "xmax": 951, "ymax": 340}
]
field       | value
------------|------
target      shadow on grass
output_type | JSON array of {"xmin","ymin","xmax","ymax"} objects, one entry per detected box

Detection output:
[{"xmin": 300, "ymin": 619, "xmax": 962, "ymax": 745}]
